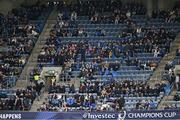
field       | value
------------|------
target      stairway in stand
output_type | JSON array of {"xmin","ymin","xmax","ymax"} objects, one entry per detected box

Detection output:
[
  {"xmin": 148, "ymin": 33, "xmax": 180, "ymax": 87},
  {"xmin": 15, "ymin": 8, "xmax": 58, "ymax": 89},
  {"xmin": 148, "ymin": 33, "xmax": 180, "ymax": 110}
]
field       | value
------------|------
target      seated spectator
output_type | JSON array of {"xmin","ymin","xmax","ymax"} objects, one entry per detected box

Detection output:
[
  {"xmin": 149, "ymin": 100, "xmax": 157, "ymax": 109},
  {"xmin": 50, "ymin": 94, "xmax": 61, "ymax": 107},
  {"xmin": 71, "ymin": 11, "xmax": 77, "ymax": 21},
  {"xmin": 78, "ymin": 28, "xmax": 87, "ymax": 37},
  {"xmin": 40, "ymin": 102, "xmax": 47, "ymax": 111},
  {"xmin": 58, "ymin": 12, "xmax": 63, "ymax": 20},
  {"xmin": 153, "ymin": 47, "xmax": 160, "ymax": 57},
  {"xmin": 90, "ymin": 12, "xmax": 99, "ymax": 24},
  {"xmin": 95, "ymin": 28, "xmax": 105, "ymax": 36},
  {"xmin": 174, "ymin": 94, "xmax": 180, "ymax": 101},
  {"xmin": 126, "ymin": 10, "xmax": 131, "ymax": 19}
]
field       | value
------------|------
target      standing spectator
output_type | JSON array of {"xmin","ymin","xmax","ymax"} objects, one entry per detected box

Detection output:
[
  {"xmin": 34, "ymin": 74, "xmax": 40, "ymax": 85},
  {"xmin": 14, "ymin": 96, "xmax": 23, "ymax": 110},
  {"xmin": 115, "ymin": 15, "xmax": 120, "ymax": 24},
  {"xmin": 175, "ymin": 74, "xmax": 180, "ymax": 90},
  {"xmin": 36, "ymin": 80, "xmax": 45, "ymax": 101}
]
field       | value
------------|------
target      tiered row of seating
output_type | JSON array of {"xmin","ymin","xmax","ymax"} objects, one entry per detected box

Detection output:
[
  {"xmin": 38, "ymin": 16, "xmax": 177, "ymax": 82},
  {"xmin": 38, "ymin": 80, "xmax": 168, "ymax": 111}
]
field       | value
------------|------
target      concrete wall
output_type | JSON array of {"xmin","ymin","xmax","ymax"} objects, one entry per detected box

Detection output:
[
  {"xmin": 0, "ymin": 0, "xmax": 179, "ymax": 15},
  {"xmin": 0, "ymin": 0, "xmax": 41, "ymax": 15},
  {"xmin": 22, "ymin": 0, "xmax": 40, "ymax": 6},
  {"xmin": 0, "ymin": 0, "xmax": 24, "ymax": 15},
  {"xmin": 121, "ymin": 0, "xmax": 177, "ymax": 11},
  {"xmin": 158, "ymin": 0, "xmax": 177, "ymax": 11},
  {"xmin": 121, "ymin": 0, "xmax": 178, "ymax": 16}
]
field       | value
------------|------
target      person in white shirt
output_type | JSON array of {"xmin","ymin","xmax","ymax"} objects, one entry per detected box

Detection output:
[
  {"xmin": 126, "ymin": 11, "xmax": 131, "ymax": 19},
  {"xmin": 115, "ymin": 15, "xmax": 120, "ymax": 24},
  {"xmin": 58, "ymin": 12, "xmax": 63, "ymax": 20},
  {"xmin": 40, "ymin": 49, "xmax": 46, "ymax": 55},
  {"xmin": 71, "ymin": 11, "xmax": 77, "ymax": 21},
  {"xmin": 154, "ymin": 47, "xmax": 159, "ymax": 57},
  {"xmin": 32, "ymin": 29, "xmax": 38, "ymax": 36},
  {"xmin": 59, "ymin": 21, "xmax": 64, "ymax": 28},
  {"xmin": 136, "ymin": 27, "xmax": 142, "ymax": 34}
]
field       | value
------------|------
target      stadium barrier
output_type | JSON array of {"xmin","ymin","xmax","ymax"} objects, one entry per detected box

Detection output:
[{"xmin": 0, "ymin": 109, "xmax": 179, "ymax": 120}]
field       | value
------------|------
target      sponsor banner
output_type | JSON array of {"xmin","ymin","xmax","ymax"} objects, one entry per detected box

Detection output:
[{"xmin": 0, "ymin": 110, "xmax": 179, "ymax": 120}]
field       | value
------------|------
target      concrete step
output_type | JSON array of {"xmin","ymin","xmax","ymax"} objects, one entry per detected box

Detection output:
[
  {"xmin": 148, "ymin": 35, "xmax": 180, "ymax": 86},
  {"xmin": 30, "ymin": 92, "xmax": 49, "ymax": 112},
  {"xmin": 15, "ymin": 80, "xmax": 28, "ymax": 89}
]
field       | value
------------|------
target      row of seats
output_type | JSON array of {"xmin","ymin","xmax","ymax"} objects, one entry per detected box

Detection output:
[
  {"xmin": 79, "ymin": 57, "xmax": 161, "ymax": 62},
  {"xmin": 76, "ymin": 19, "xmax": 180, "ymax": 25}
]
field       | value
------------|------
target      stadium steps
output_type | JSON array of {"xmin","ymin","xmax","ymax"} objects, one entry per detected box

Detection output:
[
  {"xmin": 148, "ymin": 33, "xmax": 180, "ymax": 87},
  {"xmin": 30, "ymin": 91, "xmax": 49, "ymax": 112},
  {"xmin": 158, "ymin": 90, "xmax": 177, "ymax": 110},
  {"xmin": 151, "ymin": 33, "xmax": 180, "ymax": 110},
  {"xmin": 70, "ymin": 78, "xmax": 81, "ymax": 89},
  {"xmin": 14, "ymin": 8, "xmax": 58, "ymax": 89}
]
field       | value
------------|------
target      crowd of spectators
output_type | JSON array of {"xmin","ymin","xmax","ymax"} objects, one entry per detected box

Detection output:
[
  {"xmin": 35, "ymin": 0, "xmax": 180, "ymax": 112},
  {"xmin": 0, "ymin": 3, "xmax": 50, "ymax": 88},
  {"xmin": 79, "ymin": 81, "xmax": 102, "ymax": 94},
  {"xmin": 99, "ymin": 80, "xmax": 166, "ymax": 97},
  {"xmin": 135, "ymin": 99, "xmax": 157, "ymax": 110},
  {"xmin": 0, "ymin": 83, "xmax": 44, "ymax": 110},
  {"xmin": 36, "ymin": 2, "xmax": 179, "ymax": 112},
  {"xmin": 0, "ymin": 0, "xmax": 180, "ymax": 112},
  {"xmin": 0, "ymin": 3, "xmax": 47, "ymax": 37},
  {"xmin": 50, "ymin": 0, "xmax": 147, "ymax": 38},
  {"xmin": 89, "ymin": 1, "xmax": 146, "ymax": 24},
  {"xmin": 43, "ymin": 26, "xmax": 173, "ymax": 61},
  {"xmin": 45, "ymin": 0, "xmax": 180, "ymax": 40},
  {"xmin": 152, "ymin": 9, "xmax": 180, "ymax": 22},
  {"xmin": 38, "ymin": 93, "xmax": 97, "ymax": 112},
  {"xmin": 76, "ymin": 0, "xmax": 146, "ymax": 21},
  {"xmin": 47, "ymin": 79, "xmax": 167, "ymax": 98},
  {"xmin": 38, "ymin": 25, "xmax": 175, "ymax": 81},
  {"xmin": 48, "ymin": 83, "xmax": 75, "ymax": 94},
  {"xmin": 37, "ymin": 79, "xmax": 170, "ymax": 111}
]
